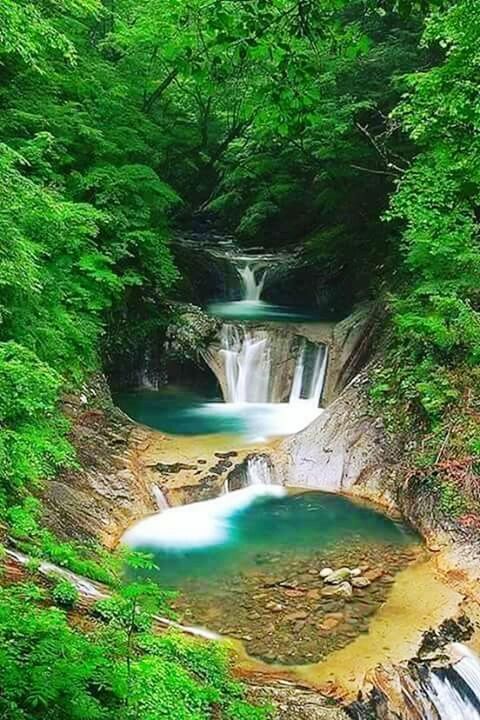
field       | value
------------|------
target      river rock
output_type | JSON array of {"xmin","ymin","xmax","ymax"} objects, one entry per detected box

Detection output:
[
  {"xmin": 266, "ymin": 602, "xmax": 283, "ymax": 613},
  {"xmin": 324, "ymin": 568, "xmax": 351, "ymax": 585},
  {"xmin": 365, "ymin": 568, "xmax": 384, "ymax": 582},
  {"xmin": 350, "ymin": 568, "xmax": 362, "ymax": 578},
  {"xmin": 321, "ymin": 582, "xmax": 353, "ymax": 599},
  {"xmin": 320, "ymin": 616, "xmax": 342, "ymax": 631},
  {"xmin": 247, "ymin": 684, "xmax": 349, "ymax": 720},
  {"xmin": 320, "ymin": 568, "xmax": 334, "ymax": 578},
  {"xmin": 351, "ymin": 576, "xmax": 371, "ymax": 588}
]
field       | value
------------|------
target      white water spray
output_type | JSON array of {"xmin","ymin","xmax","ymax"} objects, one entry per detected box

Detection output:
[{"xmin": 122, "ymin": 484, "xmax": 286, "ymax": 551}]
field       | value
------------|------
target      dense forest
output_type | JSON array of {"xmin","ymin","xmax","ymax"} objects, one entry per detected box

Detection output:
[{"xmin": 1, "ymin": 0, "xmax": 480, "ymax": 718}]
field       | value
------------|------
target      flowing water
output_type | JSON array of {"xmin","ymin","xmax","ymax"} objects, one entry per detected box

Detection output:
[
  {"xmin": 116, "ymin": 240, "xmax": 330, "ymax": 440},
  {"xmin": 112, "ymin": 239, "xmax": 480, "ymax": 711},
  {"xmin": 124, "ymin": 487, "xmax": 420, "ymax": 665},
  {"xmin": 207, "ymin": 250, "xmax": 316, "ymax": 322},
  {"xmin": 418, "ymin": 645, "xmax": 480, "ymax": 719},
  {"xmin": 220, "ymin": 324, "xmax": 272, "ymax": 403}
]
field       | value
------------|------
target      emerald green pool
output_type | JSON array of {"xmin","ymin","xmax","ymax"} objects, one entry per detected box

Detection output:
[{"xmin": 124, "ymin": 488, "xmax": 420, "ymax": 664}]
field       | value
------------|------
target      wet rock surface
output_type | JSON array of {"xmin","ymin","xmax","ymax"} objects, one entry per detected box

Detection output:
[
  {"xmin": 172, "ymin": 541, "xmax": 422, "ymax": 666},
  {"xmin": 247, "ymin": 683, "xmax": 348, "ymax": 720}
]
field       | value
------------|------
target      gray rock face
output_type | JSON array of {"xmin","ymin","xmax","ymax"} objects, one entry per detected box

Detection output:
[
  {"xmin": 272, "ymin": 372, "xmax": 400, "ymax": 509},
  {"xmin": 42, "ymin": 376, "xmax": 157, "ymax": 548},
  {"xmin": 166, "ymin": 303, "xmax": 220, "ymax": 361}
]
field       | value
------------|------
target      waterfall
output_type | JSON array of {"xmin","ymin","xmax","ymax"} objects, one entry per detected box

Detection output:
[
  {"xmin": 422, "ymin": 645, "xmax": 480, "ymax": 719},
  {"xmin": 215, "ymin": 326, "xmax": 327, "ymax": 409},
  {"xmin": 361, "ymin": 644, "xmax": 480, "ymax": 720},
  {"xmin": 152, "ymin": 485, "xmax": 169, "ymax": 511},
  {"xmin": 237, "ymin": 263, "xmax": 266, "ymax": 301},
  {"xmin": 246, "ymin": 455, "xmax": 273, "ymax": 485},
  {"xmin": 220, "ymin": 324, "xmax": 271, "ymax": 403},
  {"xmin": 289, "ymin": 340, "xmax": 328, "ymax": 406},
  {"xmin": 123, "ymin": 485, "xmax": 287, "ymax": 550}
]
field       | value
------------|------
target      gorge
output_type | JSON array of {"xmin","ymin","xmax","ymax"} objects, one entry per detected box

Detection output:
[
  {"xmin": 108, "ymin": 239, "xmax": 480, "ymax": 717},
  {"xmin": 2, "ymin": 2, "xmax": 480, "ymax": 719}
]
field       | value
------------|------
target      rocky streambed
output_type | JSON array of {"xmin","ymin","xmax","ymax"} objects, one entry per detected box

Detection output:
[{"xmin": 173, "ymin": 541, "xmax": 422, "ymax": 665}]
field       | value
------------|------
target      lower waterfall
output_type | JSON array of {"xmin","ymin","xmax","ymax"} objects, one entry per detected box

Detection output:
[
  {"xmin": 357, "ymin": 644, "xmax": 480, "ymax": 720},
  {"xmin": 423, "ymin": 644, "xmax": 480, "ymax": 719}
]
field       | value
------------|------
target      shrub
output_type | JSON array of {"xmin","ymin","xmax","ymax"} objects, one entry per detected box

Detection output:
[{"xmin": 51, "ymin": 578, "xmax": 80, "ymax": 608}]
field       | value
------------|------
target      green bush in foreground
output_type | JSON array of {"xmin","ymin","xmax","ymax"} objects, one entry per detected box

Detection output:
[{"xmin": 0, "ymin": 580, "xmax": 270, "ymax": 720}]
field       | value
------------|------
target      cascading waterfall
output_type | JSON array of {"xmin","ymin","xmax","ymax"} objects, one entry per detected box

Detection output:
[
  {"xmin": 237, "ymin": 262, "xmax": 266, "ymax": 302},
  {"xmin": 220, "ymin": 324, "xmax": 271, "ymax": 403},
  {"xmin": 289, "ymin": 340, "xmax": 328, "ymax": 407},
  {"xmin": 360, "ymin": 644, "xmax": 480, "ymax": 720},
  {"xmin": 422, "ymin": 644, "xmax": 480, "ymax": 719},
  {"xmin": 246, "ymin": 455, "xmax": 273, "ymax": 485},
  {"xmin": 218, "ymin": 326, "xmax": 328, "ymax": 409}
]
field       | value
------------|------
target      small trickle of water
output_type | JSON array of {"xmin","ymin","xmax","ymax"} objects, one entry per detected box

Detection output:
[
  {"xmin": 246, "ymin": 455, "xmax": 274, "ymax": 485},
  {"xmin": 152, "ymin": 485, "xmax": 169, "ymax": 511}
]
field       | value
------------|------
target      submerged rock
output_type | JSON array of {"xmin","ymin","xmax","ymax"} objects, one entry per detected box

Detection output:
[
  {"xmin": 351, "ymin": 577, "xmax": 371, "ymax": 588},
  {"xmin": 321, "ymin": 582, "xmax": 353, "ymax": 599},
  {"xmin": 320, "ymin": 567, "xmax": 334, "ymax": 578},
  {"xmin": 325, "ymin": 568, "xmax": 351, "ymax": 585},
  {"xmin": 247, "ymin": 683, "xmax": 349, "ymax": 720}
]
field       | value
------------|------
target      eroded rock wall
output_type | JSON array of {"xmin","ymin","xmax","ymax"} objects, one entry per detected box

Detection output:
[
  {"xmin": 42, "ymin": 375, "xmax": 158, "ymax": 548},
  {"xmin": 271, "ymin": 373, "xmax": 401, "ymax": 511}
]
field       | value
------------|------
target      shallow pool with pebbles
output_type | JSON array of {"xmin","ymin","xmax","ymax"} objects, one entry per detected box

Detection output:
[
  {"xmin": 126, "ymin": 488, "xmax": 421, "ymax": 665},
  {"xmin": 173, "ymin": 541, "xmax": 421, "ymax": 664}
]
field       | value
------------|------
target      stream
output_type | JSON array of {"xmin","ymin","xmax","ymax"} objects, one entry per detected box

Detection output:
[{"xmin": 116, "ymin": 240, "xmax": 480, "ymax": 715}]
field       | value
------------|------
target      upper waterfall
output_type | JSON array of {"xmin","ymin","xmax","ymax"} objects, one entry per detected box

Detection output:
[{"xmin": 236, "ymin": 261, "xmax": 267, "ymax": 302}]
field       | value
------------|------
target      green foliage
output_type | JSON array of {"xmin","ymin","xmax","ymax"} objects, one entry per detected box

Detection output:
[
  {"xmin": 8, "ymin": 496, "xmax": 117, "ymax": 584},
  {"xmin": 383, "ymin": 0, "xmax": 480, "ymax": 416},
  {"xmin": 51, "ymin": 578, "xmax": 80, "ymax": 608},
  {"xmin": 370, "ymin": 353, "xmax": 459, "ymax": 424},
  {"xmin": 436, "ymin": 480, "xmax": 468, "ymax": 519},
  {"xmin": 0, "ymin": 577, "xmax": 270, "ymax": 720},
  {"xmin": 1, "ymin": 0, "xmax": 480, "ymax": 715},
  {"xmin": 0, "ymin": 343, "xmax": 74, "ymax": 507},
  {"xmin": 0, "ymin": 582, "xmax": 117, "ymax": 720}
]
